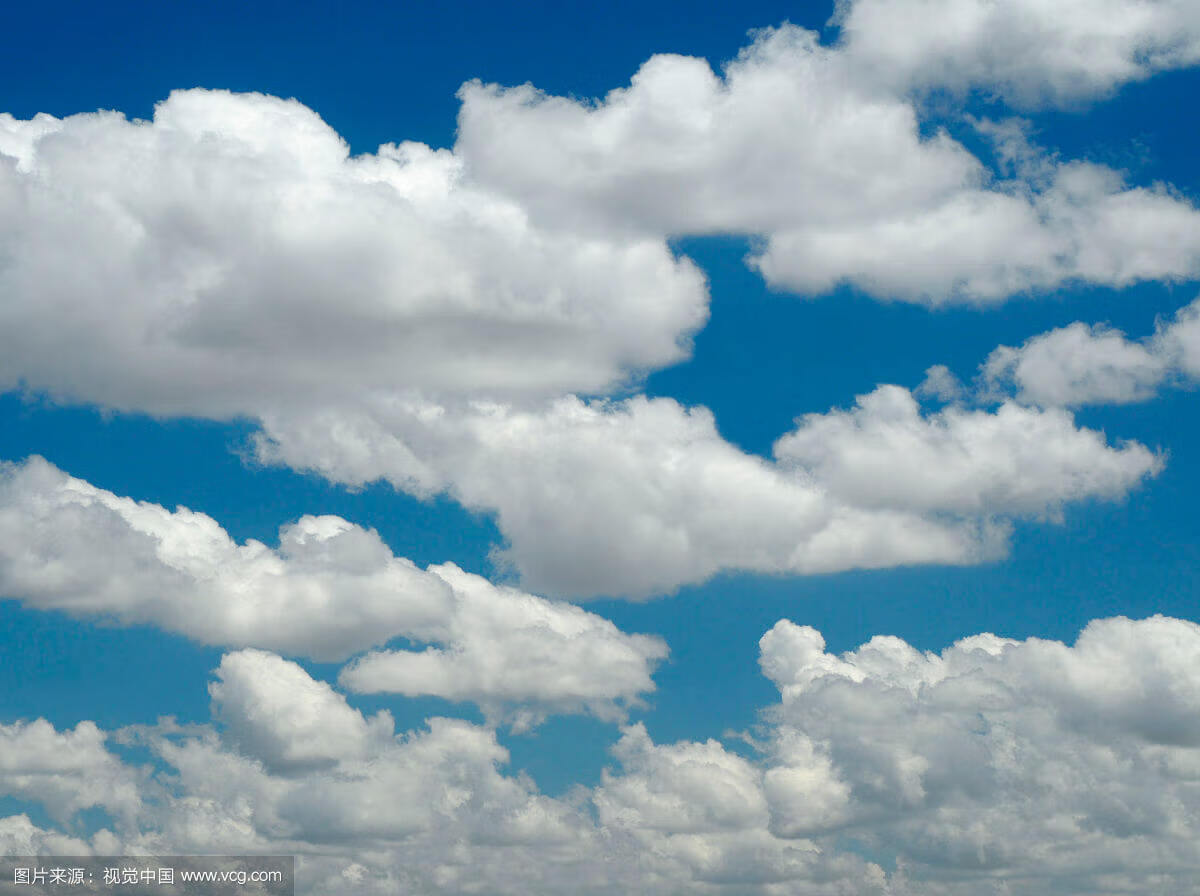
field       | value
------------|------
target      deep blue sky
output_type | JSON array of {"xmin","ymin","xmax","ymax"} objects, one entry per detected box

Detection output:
[{"xmin": 1, "ymin": 0, "xmax": 1197, "ymax": 797}]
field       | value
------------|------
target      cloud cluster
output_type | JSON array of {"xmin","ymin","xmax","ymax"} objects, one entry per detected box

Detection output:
[
  {"xmin": 4, "ymin": 613, "xmax": 1200, "ymax": 893},
  {"xmin": 758, "ymin": 614, "xmax": 1200, "ymax": 892},
  {"xmin": 0, "ymin": 457, "xmax": 665, "ymax": 723},
  {"xmin": 458, "ymin": 25, "xmax": 1200, "ymax": 304},
  {"xmin": 0, "ymin": 720, "xmax": 143, "ymax": 827},
  {"xmin": 257, "ymin": 389, "xmax": 1159, "ymax": 597}
]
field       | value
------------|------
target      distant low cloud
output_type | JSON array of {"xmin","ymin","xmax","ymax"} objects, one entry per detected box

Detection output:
[
  {"xmin": 4, "ymin": 613, "xmax": 1200, "ymax": 893},
  {"xmin": 0, "ymin": 719, "xmax": 144, "ymax": 828},
  {"xmin": 758, "ymin": 613, "xmax": 1200, "ymax": 891}
]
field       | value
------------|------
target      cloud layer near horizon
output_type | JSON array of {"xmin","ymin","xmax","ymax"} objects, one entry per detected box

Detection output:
[{"xmin": 3, "ymin": 613, "xmax": 1199, "ymax": 894}]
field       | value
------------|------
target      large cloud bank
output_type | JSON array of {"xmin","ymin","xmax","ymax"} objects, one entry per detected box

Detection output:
[{"xmin": 3, "ymin": 614, "xmax": 1199, "ymax": 894}]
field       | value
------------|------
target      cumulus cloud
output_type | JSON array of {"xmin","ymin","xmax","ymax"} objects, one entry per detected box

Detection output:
[
  {"xmin": 0, "ymin": 89, "xmax": 707, "ymax": 416},
  {"xmin": 982, "ymin": 295, "xmax": 1200, "ymax": 407},
  {"xmin": 774, "ymin": 384, "xmax": 1163, "ymax": 517},
  {"xmin": 339, "ymin": 563, "xmax": 668, "ymax": 728},
  {"xmin": 7, "ymin": 614, "xmax": 1200, "ymax": 893},
  {"xmin": 0, "ymin": 719, "xmax": 143, "ymax": 827},
  {"xmin": 757, "ymin": 614, "xmax": 1200, "ymax": 891},
  {"xmin": 0, "ymin": 456, "xmax": 453, "ymax": 660},
  {"xmin": 35, "ymin": 654, "xmax": 893, "ymax": 895},
  {"xmin": 594, "ymin": 723, "xmax": 768, "ymax": 835},
  {"xmin": 0, "ymin": 350, "xmax": 1165, "ymax": 613},
  {"xmin": 457, "ymin": 27, "xmax": 978, "ymax": 243},
  {"xmin": 258, "ymin": 389, "xmax": 1159, "ymax": 598},
  {"xmin": 835, "ymin": 0, "xmax": 1200, "ymax": 106},
  {"xmin": 754, "ymin": 158, "xmax": 1200, "ymax": 303},
  {"xmin": 458, "ymin": 26, "xmax": 1200, "ymax": 305},
  {"xmin": 0, "ymin": 456, "xmax": 665, "ymax": 722},
  {"xmin": 210, "ymin": 650, "xmax": 395, "ymax": 772},
  {"xmin": 0, "ymin": 815, "xmax": 91, "ymax": 857},
  {"xmin": 1158, "ymin": 296, "xmax": 1200, "ymax": 378}
]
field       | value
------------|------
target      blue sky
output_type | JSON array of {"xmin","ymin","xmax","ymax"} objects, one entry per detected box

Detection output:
[{"xmin": 2, "ymin": 1, "xmax": 1200, "ymax": 892}]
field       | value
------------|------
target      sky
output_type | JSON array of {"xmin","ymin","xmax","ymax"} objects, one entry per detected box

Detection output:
[{"xmin": 1, "ymin": 1, "xmax": 1199, "ymax": 893}]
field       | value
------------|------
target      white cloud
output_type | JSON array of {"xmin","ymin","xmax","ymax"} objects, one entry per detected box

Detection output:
[
  {"xmin": 915, "ymin": 364, "xmax": 964, "ymax": 403},
  {"xmin": 8, "ymin": 614, "xmax": 1200, "ymax": 893},
  {"xmin": 0, "ymin": 719, "xmax": 143, "ymax": 827},
  {"xmin": 0, "ymin": 89, "xmax": 707, "ymax": 416},
  {"xmin": 258, "ymin": 385, "xmax": 1160, "ymax": 598},
  {"xmin": 1154, "ymin": 296, "xmax": 1200, "ymax": 379},
  {"xmin": 835, "ymin": 0, "xmax": 1200, "ymax": 106},
  {"xmin": 259, "ymin": 392, "xmax": 1132, "ymax": 598},
  {"xmin": 983, "ymin": 322, "xmax": 1167, "ymax": 406},
  {"xmin": 0, "ymin": 456, "xmax": 454, "ymax": 660},
  {"xmin": 2, "ymin": 35, "xmax": 1190, "ymax": 441},
  {"xmin": 456, "ymin": 27, "xmax": 977, "ymax": 243},
  {"xmin": 210, "ymin": 650, "xmax": 394, "ymax": 772},
  {"xmin": 754, "ymin": 159, "xmax": 1200, "ymax": 303},
  {"xmin": 0, "ymin": 457, "xmax": 665, "ymax": 722},
  {"xmin": 756, "ymin": 614, "xmax": 1200, "ymax": 891},
  {"xmin": 774, "ymin": 384, "xmax": 1163, "ymax": 517},
  {"xmin": 339, "ymin": 563, "xmax": 668, "ymax": 729},
  {"xmin": 594, "ymin": 723, "xmax": 767, "ymax": 834},
  {"xmin": 457, "ymin": 26, "xmax": 1200, "ymax": 305},
  {"xmin": 0, "ymin": 815, "xmax": 91, "ymax": 856},
  {"xmin": 981, "ymin": 295, "xmax": 1200, "ymax": 407}
]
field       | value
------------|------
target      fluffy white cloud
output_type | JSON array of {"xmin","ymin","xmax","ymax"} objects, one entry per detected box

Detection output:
[
  {"xmin": 0, "ymin": 89, "xmax": 707, "ymax": 416},
  {"xmin": 982, "ymin": 295, "xmax": 1200, "ymax": 407},
  {"xmin": 984, "ymin": 322, "xmax": 1168, "ymax": 406},
  {"xmin": 0, "ymin": 719, "xmax": 143, "ymax": 827},
  {"xmin": 774, "ymin": 384, "xmax": 1163, "ymax": 516},
  {"xmin": 0, "ymin": 457, "xmax": 665, "ymax": 721},
  {"xmin": 258, "ymin": 390, "xmax": 1160, "ymax": 598},
  {"xmin": 1154, "ymin": 296, "xmax": 1200, "ymax": 380},
  {"xmin": 594, "ymin": 723, "xmax": 767, "ymax": 834},
  {"xmin": 0, "ymin": 815, "xmax": 91, "ymax": 856},
  {"xmin": 757, "ymin": 614, "xmax": 1200, "ymax": 891},
  {"xmin": 0, "ymin": 456, "xmax": 453, "ymax": 660},
  {"xmin": 48, "ymin": 654, "xmax": 893, "ymax": 895},
  {"xmin": 457, "ymin": 27, "xmax": 977, "ymax": 242},
  {"xmin": 835, "ymin": 0, "xmax": 1200, "ymax": 106},
  {"xmin": 339, "ymin": 563, "xmax": 668, "ymax": 729},
  {"xmin": 8, "ymin": 613, "xmax": 1200, "ymax": 893},
  {"xmin": 210, "ymin": 650, "xmax": 394, "ymax": 772},
  {"xmin": 258, "ymin": 395, "xmax": 1017, "ymax": 599},
  {"xmin": 458, "ymin": 26, "xmax": 1200, "ymax": 305},
  {"xmin": 755, "ymin": 158, "xmax": 1200, "ymax": 303}
]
